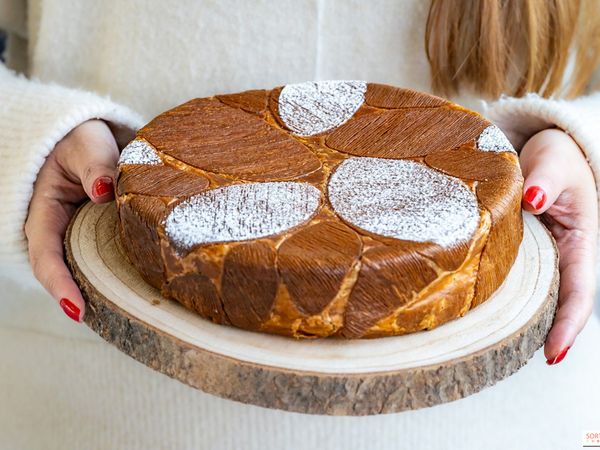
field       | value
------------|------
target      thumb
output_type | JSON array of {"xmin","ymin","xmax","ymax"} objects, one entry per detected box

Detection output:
[
  {"xmin": 521, "ymin": 176, "xmax": 558, "ymax": 215},
  {"xmin": 56, "ymin": 120, "xmax": 120, "ymax": 203},
  {"xmin": 519, "ymin": 133, "xmax": 570, "ymax": 215}
]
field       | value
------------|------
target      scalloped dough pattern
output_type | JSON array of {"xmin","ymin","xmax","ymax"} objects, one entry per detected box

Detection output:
[{"xmin": 116, "ymin": 80, "xmax": 523, "ymax": 339}]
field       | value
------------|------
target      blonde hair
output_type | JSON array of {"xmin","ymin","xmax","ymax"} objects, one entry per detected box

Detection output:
[{"xmin": 425, "ymin": 0, "xmax": 600, "ymax": 99}]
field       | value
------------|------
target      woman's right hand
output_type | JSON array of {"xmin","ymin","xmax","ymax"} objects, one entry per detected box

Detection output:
[{"xmin": 25, "ymin": 119, "xmax": 120, "ymax": 322}]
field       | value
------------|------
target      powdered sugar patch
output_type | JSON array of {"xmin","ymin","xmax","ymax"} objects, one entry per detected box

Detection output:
[
  {"xmin": 118, "ymin": 139, "xmax": 163, "ymax": 166},
  {"xmin": 328, "ymin": 158, "xmax": 479, "ymax": 247},
  {"xmin": 164, "ymin": 182, "xmax": 321, "ymax": 251},
  {"xmin": 278, "ymin": 80, "xmax": 367, "ymax": 136},
  {"xmin": 477, "ymin": 125, "xmax": 516, "ymax": 153}
]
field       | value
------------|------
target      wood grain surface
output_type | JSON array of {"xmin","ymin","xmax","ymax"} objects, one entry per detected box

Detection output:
[{"xmin": 65, "ymin": 202, "xmax": 559, "ymax": 416}]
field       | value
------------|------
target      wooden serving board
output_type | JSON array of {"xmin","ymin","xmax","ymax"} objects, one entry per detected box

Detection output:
[{"xmin": 65, "ymin": 201, "xmax": 559, "ymax": 416}]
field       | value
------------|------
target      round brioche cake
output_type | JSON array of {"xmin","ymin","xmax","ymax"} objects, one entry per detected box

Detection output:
[{"xmin": 115, "ymin": 80, "xmax": 524, "ymax": 339}]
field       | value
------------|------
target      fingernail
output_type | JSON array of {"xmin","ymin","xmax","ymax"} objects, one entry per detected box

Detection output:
[
  {"xmin": 546, "ymin": 346, "xmax": 570, "ymax": 365},
  {"xmin": 92, "ymin": 177, "xmax": 113, "ymax": 198},
  {"xmin": 523, "ymin": 185, "xmax": 546, "ymax": 210},
  {"xmin": 59, "ymin": 298, "xmax": 81, "ymax": 322}
]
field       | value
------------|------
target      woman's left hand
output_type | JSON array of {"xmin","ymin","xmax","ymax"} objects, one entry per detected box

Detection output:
[{"xmin": 519, "ymin": 128, "xmax": 598, "ymax": 365}]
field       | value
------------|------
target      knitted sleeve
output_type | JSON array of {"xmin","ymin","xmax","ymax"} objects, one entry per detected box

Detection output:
[
  {"xmin": 483, "ymin": 90, "xmax": 600, "ymax": 179},
  {"xmin": 0, "ymin": 64, "xmax": 143, "ymax": 286}
]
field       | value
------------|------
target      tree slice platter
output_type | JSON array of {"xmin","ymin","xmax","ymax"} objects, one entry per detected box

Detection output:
[{"xmin": 65, "ymin": 201, "xmax": 559, "ymax": 416}]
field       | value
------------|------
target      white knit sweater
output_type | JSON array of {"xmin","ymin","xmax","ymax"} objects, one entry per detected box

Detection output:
[{"xmin": 1, "ymin": 1, "xmax": 600, "ymax": 449}]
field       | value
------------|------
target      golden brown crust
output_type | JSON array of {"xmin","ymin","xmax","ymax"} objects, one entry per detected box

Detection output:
[
  {"xmin": 139, "ymin": 98, "xmax": 322, "ymax": 181},
  {"xmin": 339, "ymin": 243, "xmax": 439, "ymax": 338},
  {"xmin": 221, "ymin": 241, "xmax": 279, "ymax": 329},
  {"xmin": 324, "ymin": 107, "xmax": 488, "ymax": 158},
  {"xmin": 473, "ymin": 172, "xmax": 524, "ymax": 306},
  {"xmin": 166, "ymin": 272, "xmax": 227, "ymax": 324},
  {"xmin": 364, "ymin": 83, "xmax": 450, "ymax": 109},
  {"xmin": 424, "ymin": 143, "xmax": 518, "ymax": 181},
  {"xmin": 216, "ymin": 89, "xmax": 269, "ymax": 116},
  {"xmin": 117, "ymin": 164, "xmax": 210, "ymax": 197},
  {"xmin": 117, "ymin": 195, "xmax": 166, "ymax": 289},
  {"xmin": 116, "ymin": 83, "xmax": 524, "ymax": 339},
  {"xmin": 278, "ymin": 220, "xmax": 362, "ymax": 316}
]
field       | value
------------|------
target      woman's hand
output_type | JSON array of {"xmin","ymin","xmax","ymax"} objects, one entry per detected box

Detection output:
[
  {"xmin": 24, "ymin": 119, "xmax": 120, "ymax": 322},
  {"xmin": 520, "ymin": 128, "xmax": 598, "ymax": 365}
]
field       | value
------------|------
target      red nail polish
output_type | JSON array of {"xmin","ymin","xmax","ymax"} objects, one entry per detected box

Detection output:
[
  {"xmin": 92, "ymin": 177, "xmax": 113, "ymax": 198},
  {"xmin": 59, "ymin": 298, "xmax": 81, "ymax": 322},
  {"xmin": 546, "ymin": 346, "xmax": 570, "ymax": 365},
  {"xmin": 523, "ymin": 185, "xmax": 546, "ymax": 210}
]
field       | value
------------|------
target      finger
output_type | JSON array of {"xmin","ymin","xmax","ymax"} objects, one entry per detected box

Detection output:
[
  {"xmin": 519, "ymin": 146, "xmax": 568, "ymax": 216},
  {"xmin": 55, "ymin": 120, "xmax": 120, "ymax": 204},
  {"xmin": 74, "ymin": 144, "xmax": 119, "ymax": 204},
  {"xmin": 544, "ymin": 235, "xmax": 596, "ymax": 364},
  {"xmin": 26, "ymin": 176, "xmax": 86, "ymax": 322},
  {"xmin": 32, "ymin": 247, "xmax": 86, "ymax": 323}
]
